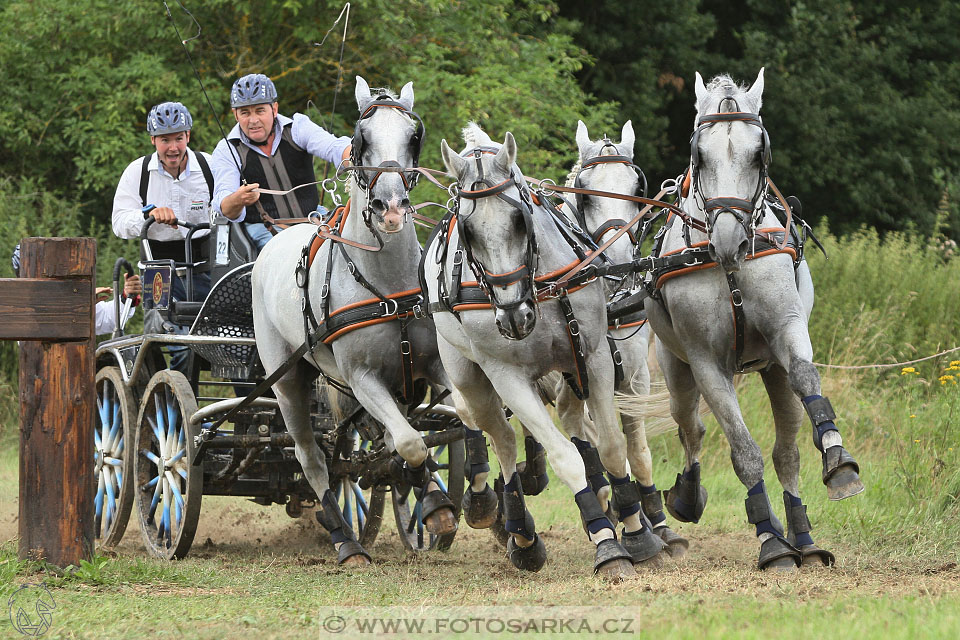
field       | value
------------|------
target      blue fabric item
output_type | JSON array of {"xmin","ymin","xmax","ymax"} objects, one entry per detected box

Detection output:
[
  {"xmin": 639, "ymin": 483, "xmax": 666, "ymax": 525},
  {"xmin": 748, "ymin": 481, "xmax": 779, "ymax": 537},
  {"xmin": 575, "ymin": 487, "xmax": 614, "ymax": 534},
  {"xmin": 329, "ymin": 527, "xmax": 349, "ymax": 544},
  {"xmin": 244, "ymin": 223, "xmax": 273, "ymax": 250},
  {"xmin": 166, "ymin": 272, "xmax": 212, "ymax": 373},
  {"xmin": 803, "ymin": 394, "xmax": 839, "ymax": 451},
  {"xmin": 571, "ymin": 437, "xmax": 609, "ymax": 492},
  {"xmin": 609, "ymin": 475, "xmax": 641, "ymax": 520},
  {"xmin": 786, "ymin": 492, "xmax": 814, "ymax": 546},
  {"xmin": 748, "ymin": 480, "xmax": 765, "ymax": 496}
]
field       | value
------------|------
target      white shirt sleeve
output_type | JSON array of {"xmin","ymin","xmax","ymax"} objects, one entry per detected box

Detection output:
[
  {"xmin": 94, "ymin": 300, "xmax": 136, "ymax": 336},
  {"xmin": 211, "ymin": 138, "xmax": 247, "ymax": 223},
  {"xmin": 112, "ymin": 157, "xmax": 150, "ymax": 239},
  {"xmin": 291, "ymin": 113, "xmax": 352, "ymax": 165}
]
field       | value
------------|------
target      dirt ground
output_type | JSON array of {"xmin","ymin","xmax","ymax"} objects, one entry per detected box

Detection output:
[{"xmin": 3, "ymin": 490, "xmax": 958, "ymax": 600}]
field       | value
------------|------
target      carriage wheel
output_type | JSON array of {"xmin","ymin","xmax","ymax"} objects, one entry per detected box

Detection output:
[
  {"xmin": 94, "ymin": 367, "xmax": 136, "ymax": 548},
  {"xmin": 331, "ymin": 431, "xmax": 387, "ymax": 548},
  {"xmin": 134, "ymin": 370, "xmax": 202, "ymax": 560},
  {"xmin": 392, "ymin": 428, "xmax": 465, "ymax": 552}
]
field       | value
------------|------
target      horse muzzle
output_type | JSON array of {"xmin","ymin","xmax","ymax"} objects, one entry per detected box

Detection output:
[
  {"xmin": 371, "ymin": 197, "xmax": 410, "ymax": 234},
  {"xmin": 494, "ymin": 299, "xmax": 537, "ymax": 340}
]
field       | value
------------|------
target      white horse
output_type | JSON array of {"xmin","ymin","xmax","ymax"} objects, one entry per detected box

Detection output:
[
  {"xmin": 423, "ymin": 123, "xmax": 667, "ymax": 579},
  {"xmin": 252, "ymin": 77, "xmax": 458, "ymax": 565},
  {"xmin": 645, "ymin": 69, "xmax": 864, "ymax": 571},
  {"xmin": 544, "ymin": 119, "xmax": 688, "ymax": 558}
]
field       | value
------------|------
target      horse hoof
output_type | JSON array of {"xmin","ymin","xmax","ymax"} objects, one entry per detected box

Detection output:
[
  {"xmin": 656, "ymin": 526, "xmax": 689, "ymax": 559},
  {"xmin": 621, "ymin": 528, "xmax": 667, "ymax": 565},
  {"xmin": 507, "ymin": 534, "xmax": 547, "ymax": 572},
  {"xmin": 490, "ymin": 513, "xmax": 510, "ymax": 548},
  {"xmin": 336, "ymin": 540, "xmax": 372, "ymax": 566},
  {"xmin": 424, "ymin": 506, "xmax": 459, "ymax": 536},
  {"xmin": 593, "ymin": 538, "xmax": 635, "ymax": 579},
  {"xmin": 634, "ymin": 550, "xmax": 669, "ymax": 570},
  {"xmin": 597, "ymin": 558, "xmax": 636, "ymax": 581},
  {"xmin": 826, "ymin": 466, "xmax": 865, "ymax": 500},
  {"xmin": 822, "ymin": 446, "xmax": 865, "ymax": 500},
  {"xmin": 758, "ymin": 536, "xmax": 800, "ymax": 572},
  {"xmin": 462, "ymin": 485, "xmax": 499, "ymax": 529},
  {"xmin": 664, "ymin": 483, "xmax": 708, "ymax": 524},
  {"xmin": 800, "ymin": 544, "xmax": 836, "ymax": 567}
]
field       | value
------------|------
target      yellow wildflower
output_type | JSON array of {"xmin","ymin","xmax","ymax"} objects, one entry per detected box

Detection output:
[
  {"xmin": 909, "ymin": 414, "xmax": 916, "ymax": 418},
  {"xmin": 950, "ymin": 360, "xmax": 960, "ymax": 367},
  {"xmin": 914, "ymin": 439, "xmax": 921, "ymax": 443},
  {"xmin": 948, "ymin": 366, "xmax": 960, "ymax": 372},
  {"xmin": 901, "ymin": 367, "xmax": 917, "ymax": 375}
]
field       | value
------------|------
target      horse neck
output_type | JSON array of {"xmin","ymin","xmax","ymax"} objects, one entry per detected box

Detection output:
[{"xmin": 531, "ymin": 204, "xmax": 580, "ymax": 274}]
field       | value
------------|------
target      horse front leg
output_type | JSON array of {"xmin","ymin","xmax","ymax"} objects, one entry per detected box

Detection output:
[
  {"xmin": 490, "ymin": 372, "xmax": 635, "ymax": 579},
  {"xmin": 271, "ymin": 361, "xmax": 371, "ymax": 566},
  {"xmin": 687, "ymin": 357, "xmax": 800, "ymax": 572},
  {"xmin": 760, "ymin": 364, "xmax": 835, "ymax": 567},
  {"xmin": 346, "ymin": 371, "xmax": 458, "ymax": 537},
  {"xmin": 770, "ymin": 322, "xmax": 865, "ymax": 500},
  {"xmin": 583, "ymin": 349, "xmax": 667, "ymax": 568}
]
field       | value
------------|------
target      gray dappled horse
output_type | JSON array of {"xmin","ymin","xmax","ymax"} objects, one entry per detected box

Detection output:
[
  {"xmin": 645, "ymin": 69, "xmax": 864, "ymax": 571},
  {"xmin": 545, "ymin": 120, "xmax": 688, "ymax": 558},
  {"xmin": 423, "ymin": 123, "xmax": 667, "ymax": 579},
  {"xmin": 252, "ymin": 77, "xmax": 457, "ymax": 565}
]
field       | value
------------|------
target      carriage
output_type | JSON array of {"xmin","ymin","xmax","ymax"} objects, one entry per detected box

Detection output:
[{"xmin": 93, "ymin": 215, "xmax": 466, "ymax": 560}]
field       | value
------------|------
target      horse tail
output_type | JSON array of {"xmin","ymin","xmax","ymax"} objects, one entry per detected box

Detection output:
[{"xmin": 317, "ymin": 378, "xmax": 361, "ymax": 424}]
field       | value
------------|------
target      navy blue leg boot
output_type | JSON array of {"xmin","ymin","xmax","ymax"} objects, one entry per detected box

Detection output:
[
  {"xmin": 489, "ymin": 474, "xmax": 510, "ymax": 548},
  {"xmin": 665, "ymin": 462, "xmax": 708, "ymax": 523},
  {"xmin": 502, "ymin": 473, "xmax": 547, "ymax": 572},
  {"xmin": 640, "ymin": 483, "xmax": 689, "ymax": 558},
  {"xmin": 403, "ymin": 461, "xmax": 457, "ymax": 536},
  {"xmin": 783, "ymin": 491, "xmax": 835, "ymax": 567},
  {"xmin": 460, "ymin": 430, "xmax": 498, "ymax": 528},
  {"xmin": 317, "ymin": 489, "xmax": 372, "ymax": 565},
  {"xmin": 517, "ymin": 435, "xmax": 550, "ymax": 496},
  {"xmin": 746, "ymin": 481, "xmax": 800, "ymax": 572},
  {"xmin": 610, "ymin": 476, "xmax": 667, "ymax": 567},
  {"xmin": 574, "ymin": 487, "xmax": 635, "ymax": 579},
  {"xmin": 571, "ymin": 437, "xmax": 610, "ymax": 496},
  {"xmin": 803, "ymin": 394, "xmax": 864, "ymax": 500}
]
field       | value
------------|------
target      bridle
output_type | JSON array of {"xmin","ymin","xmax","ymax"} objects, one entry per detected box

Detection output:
[
  {"xmin": 572, "ymin": 138, "xmax": 648, "ymax": 245},
  {"xmin": 688, "ymin": 97, "xmax": 772, "ymax": 241},
  {"xmin": 453, "ymin": 147, "xmax": 539, "ymax": 317},
  {"xmin": 347, "ymin": 94, "xmax": 425, "ymax": 244}
]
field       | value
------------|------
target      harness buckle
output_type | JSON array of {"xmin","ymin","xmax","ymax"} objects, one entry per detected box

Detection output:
[
  {"xmin": 295, "ymin": 265, "xmax": 307, "ymax": 288},
  {"xmin": 453, "ymin": 249, "xmax": 464, "ymax": 266},
  {"xmin": 400, "ymin": 340, "xmax": 412, "ymax": 356},
  {"xmin": 320, "ymin": 283, "xmax": 329, "ymax": 300},
  {"xmin": 347, "ymin": 261, "xmax": 356, "ymax": 275},
  {"xmin": 412, "ymin": 303, "xmax": 425, "ymax": 319},
  {"xmin": 380, "ymin": 298, "xmax": 399, "ymax": 317},
  {"xmin": 612, "ymin": 349, "xmax": 623, "ymax": 366},
  {"xmin": 568, "ymin": 318, "xmax": 581, "ymax": 337},
  {"xmin": 731, "ymin": 288, "xmax": 744, "ymax": 307}
]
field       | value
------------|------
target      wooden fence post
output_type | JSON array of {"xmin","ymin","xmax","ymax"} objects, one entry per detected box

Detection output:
[{"xmin": 1, "ymin": 237, "xmax": 96, "ymax": 567}]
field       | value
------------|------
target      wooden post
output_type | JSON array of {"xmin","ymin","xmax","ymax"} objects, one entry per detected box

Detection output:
[{"xmin": 2, "ymin": 237, "xmax": 96, "ymax": 567}]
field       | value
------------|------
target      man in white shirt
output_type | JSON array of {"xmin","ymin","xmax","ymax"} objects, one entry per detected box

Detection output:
[
  {"xmin": 112, "ymin": 101, "xmax": 214, "ymax": 302},
  {"xmin": 210, "ymin": 73, "xmax": 352, "ymax": 249}
]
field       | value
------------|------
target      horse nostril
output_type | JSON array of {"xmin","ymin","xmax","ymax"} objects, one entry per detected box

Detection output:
[{"xmin": 371, "ymin": 199, "xmax": 386, "ymax": 213}]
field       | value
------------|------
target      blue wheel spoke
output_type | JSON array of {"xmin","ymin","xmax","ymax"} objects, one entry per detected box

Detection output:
[
  {"xmin": 433, "ymin": 472, "xmax": 448, "ymax": 494},
  {"xmin": 95, "ymin": 476, "xmax": 105, "ymax": 518},
  {"xmin": 168, "ymin": 448, "xmax": 186, "ymax": 465},
  {"xmin": 145, "ymin": 475, "xmax": 160, "ymax": 490},
  {"xmin": 142, "ymin": 450, "xmax": 161, "ymax": 466}
]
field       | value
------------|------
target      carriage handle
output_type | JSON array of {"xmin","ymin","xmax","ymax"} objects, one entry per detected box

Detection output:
[
  {"xmin": 138, "ymin": 215, "xmax": 211, "ymax": 302},
  {"xmin": 111, "ymin": 258, "xmax": 136, "ymax": 339}
]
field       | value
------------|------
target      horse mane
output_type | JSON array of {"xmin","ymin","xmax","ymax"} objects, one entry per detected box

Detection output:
[
  {"xmin": 564, "ymin": 157, "xmax": 582, "ymax": 188},
  {"xmin": 462, "ymin": 121, "xmax": 495, "ymax": 150}
]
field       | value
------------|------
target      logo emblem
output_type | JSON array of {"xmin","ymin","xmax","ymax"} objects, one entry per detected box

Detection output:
[
  {"xmin": 8, "ymin": 583, "xmax": 55, "ymax": 637},
  {"xmin": 152, "ymin": 272, "xmax": 164, "ymax": 303}
]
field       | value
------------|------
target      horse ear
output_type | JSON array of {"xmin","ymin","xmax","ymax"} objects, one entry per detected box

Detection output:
[
  {"xmin": 575, "ymin": 120, "xmax": 591, "ymax": 157},
  {"xmin": 441, "ymin": 139, "xmax": 467, "ymax": 178},
  {"xmin": 495, "ymin": 132, "xmax": 517, "ymax": 171},
  {"xmin": 694, "ymin": 71, "xmax": 709, "ymax": 107},
  {"xmin": 398, "ymin": 81, "xmax": 414, "ymax": 111},
  {"xmin": 620, "ymin": 120, "xmax": 635, "ymax": 156},
  {"xmin": 746, "ymin": 67, "xmax": 765, "ymax": 111},
  {"xmin": 355, "ymin": 76, "xmax": 371, "ymax": 110}
]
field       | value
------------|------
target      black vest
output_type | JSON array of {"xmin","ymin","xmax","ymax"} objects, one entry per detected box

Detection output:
[{"xmin": 231, "ymin": 122, "xmax": 319, "ymax": 223}]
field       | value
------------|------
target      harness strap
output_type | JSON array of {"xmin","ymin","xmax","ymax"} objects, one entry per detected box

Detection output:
[
  {"xmin": 607, "ymin": 335, "xmax": 624, "ymax": 391},
  {"xmin": 558, "ymin": 293, "xmax": 589, "ymax": 400}
]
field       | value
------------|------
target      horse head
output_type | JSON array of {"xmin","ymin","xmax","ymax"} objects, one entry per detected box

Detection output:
[
  {"xmin": 690, "ymin": 68, "xmax": 770, "ymax": 272},
  {"xmin": 572, "ymin": 119, "xmax": 646, "ymax": 265},
  {"xmin": 441, "ymin": 125, "xmax": 538, "ymax": 340},
  {"xmin": 352, "ymin": 76, "xmax": 424, "ymax": 236}
]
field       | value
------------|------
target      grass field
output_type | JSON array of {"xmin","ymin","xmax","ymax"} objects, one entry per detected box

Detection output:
[
  {"xmin": 2, "ymin": 227, "xmax": 960, "ymax": 638},
  {"xmin": 2, "ymin": 363, "xmax": 959, "ymax": 639}
]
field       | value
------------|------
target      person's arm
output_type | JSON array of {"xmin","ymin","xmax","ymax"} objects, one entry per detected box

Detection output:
[
  {"xmin": 94, "ymin": 300, "xmax": 117, "ymax": 336},
  {"xmin": 291, "ymin": 113, "xmax": 352, "ymax": 165},
  {"xmin": 210, "ymin": 139, "xmax": 250, "ymax": 222},
  {"xmin": 112, "ymin": 159, "xmax": 151, "ymax": 239}
]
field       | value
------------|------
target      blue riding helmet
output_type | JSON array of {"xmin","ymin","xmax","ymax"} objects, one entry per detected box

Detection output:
[
  {"xmin": 147, "ymin": 102, "xmax": 193, "ymax": 136},
  {"xmin": 231, "ymin": 73, "xmax": 278, "ymax": 108}
]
